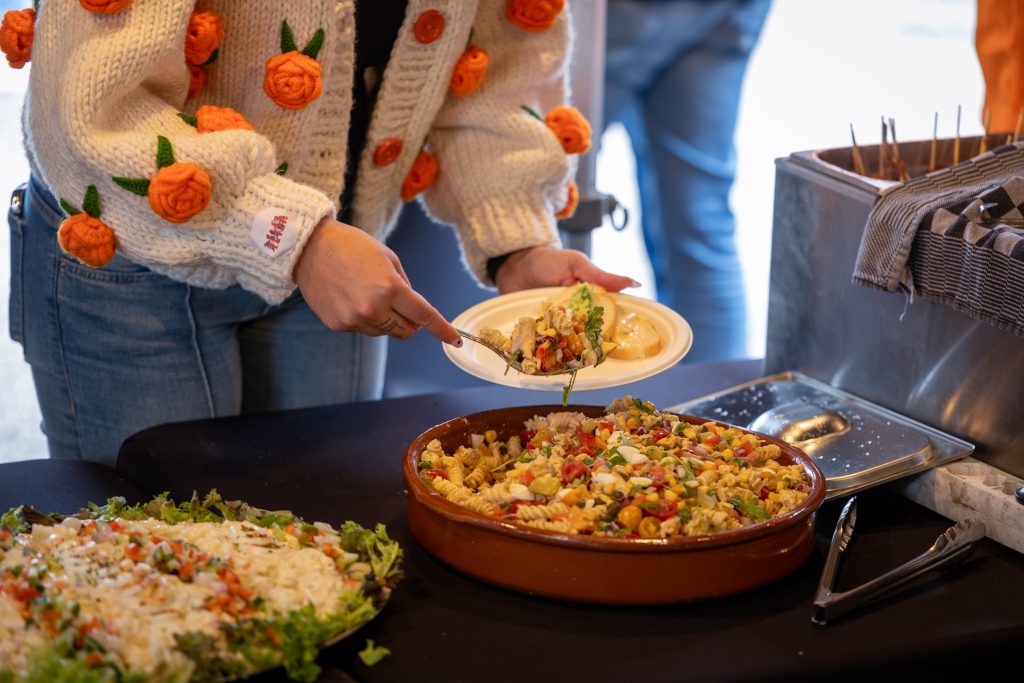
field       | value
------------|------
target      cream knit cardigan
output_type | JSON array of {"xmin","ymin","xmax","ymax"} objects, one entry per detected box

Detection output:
[{"xmin": 24, "ymin": 0, "xmax": 574, "ymax": 303}]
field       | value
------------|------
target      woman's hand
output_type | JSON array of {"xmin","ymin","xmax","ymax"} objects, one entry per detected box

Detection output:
[
  {"xmin": 494, "ymin": 246, "xmax": 637, "ymax": 294},
  {"xmin": 294, "ymin": 217, "xmax": 461, "ymax": 345}
]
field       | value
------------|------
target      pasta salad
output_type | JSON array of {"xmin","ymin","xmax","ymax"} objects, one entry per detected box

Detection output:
[
  {"xmin": 417, "ymin": 397, "xmax": 812, "ymax": 538},
  {"xmin": 0, "ymin": 491, "xmax": 401, "ymax": 683}
]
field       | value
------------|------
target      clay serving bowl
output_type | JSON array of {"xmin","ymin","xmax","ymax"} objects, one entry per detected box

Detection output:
[{"xmin": 404, "ymin": 405, "xmax": 826, "ymax": 604}]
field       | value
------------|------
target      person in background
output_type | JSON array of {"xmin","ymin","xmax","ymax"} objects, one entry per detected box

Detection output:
[
  {"xmin": 975, "ymin": 0, "xmax": 1024, "ymax": 133},
  {"xmin": 604, "ymin": 0, "xmax": 770, "ymax": 363},
  {"xmin": 1, "ymin": 1, "xmax": 631, "ymax": 464}
]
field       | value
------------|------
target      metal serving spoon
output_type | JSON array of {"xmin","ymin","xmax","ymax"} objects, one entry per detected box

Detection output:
[{"xmin": 456, "ymin": 328, "xmax": 581, "ymax": 377}]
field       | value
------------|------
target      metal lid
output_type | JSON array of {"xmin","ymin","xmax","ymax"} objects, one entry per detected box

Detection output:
[{"xmin": 671, "ymin": 372, "xmax": 974, "ymax": 499}]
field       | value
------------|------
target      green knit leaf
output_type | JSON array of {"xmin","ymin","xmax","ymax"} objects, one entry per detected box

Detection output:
[
  {"xmin": 301, "ymin": 28, "xmax": 325, "ymax": 60},
  {"xmin": 467, "ymin": 28, "xmax": 474, "ymax": 49},
  {"xmin": 521, "ymin": 105, "xmax": 543, "ymax": 122},
  {"xmin": 275, "ymin": 162, "xmax": 289, "ymax": 176},
  {"xmin": 202, "ymin": 48, "xmax": 219, "ymax": 66},
  {"xmin": 155, "ymin": 136, "xmax": 175, "ymax": 169},
  {"xmin": 32, "ymin": 0, "xmax": 39, "ymax": 12},
  {"xmin": 112, "ymin": 177, "xmax": 151, "ymax": 197},
  {"xmin": 82, "ymin": 185, "xmax": 101, "ymax": 219},
  {"xmin": 58, "ymin": 199, "xmax": 80, "ymax": 217},
  {"xmin": 280, "ymin": 20, "xmax": 298, "ymax": 53},
  {"xmin": 177, "ymin": 113, "xmax": 199, "ymax": 128}
]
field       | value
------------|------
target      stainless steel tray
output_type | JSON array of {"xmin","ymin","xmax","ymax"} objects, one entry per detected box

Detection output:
[{"xmin": 671, "ymin": 372, "xmax": 974, "ymax": 499}]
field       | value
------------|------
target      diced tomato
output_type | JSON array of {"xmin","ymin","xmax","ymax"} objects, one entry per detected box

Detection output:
[
  {"xmin": 15, "ymin": 585, "xmax": 40, "ymax": 602},
  {"xmin": 0, "ymin": 529, "xmax": 10, "ymax": 542},
  {"xmin": 588, "ymin": 458, "xmax": 606, "ymax": 472},
  {"xmin": 84, "ymin": 653, "xmax": 104, "ymax": 668},
  {"xmin": 177, "ymin": 562, "xmax": 195, "ymax": 579},
  {"xmin": 759, "ymin": 486, "xmax": 770, "ymax": 500},
  {"xmin": 734, "ymin": 440, "xmax": 757, "ymax": 458},
  {"xmin": 703, "ymin": 433, "xmax": 720, "ymax": 446},
  {"xmin": 556, "ymin": 337, "xmax": 568, "ymax": 349},
  {"xmin": 520, "ymin": 430, "xmax": 535, "ymax": 444},
  {"xmin": 643, "ymin": 499, "xmax": 679, "ymax": 521},
  {"xmin": 167, "ymin": 539, "xmax": 184, "ymax": 553},
  {"xmin": 521, "ymin": 469, "xmax": 536, "ymax": 486},
  {"xmin": 568, "ymin": 444, "xmax": 596, "ymax": 458},
  {"xmin": 578, "ymin": 431, "xmax": 597, "ymax": 447},
  {"xmin": 424, "ymin": 468, "xmax": 448, "ymax": 481},
  {"xmin": 598, "ymin": 421, "xmax": 614, "ymax": 433},
  {"xmin": 80, "ymin": 617, "xmax": 102, "ymax": 635},
  {"xmin": 125, "ymin": 543, "xmax": 146, "ymax": 563},
  {"xmin": 650, "ymin": 428, "xmax": 670, "ymax": 442},
  {"xmin": 561, "ymin": 461, "xmax": 589, "ymax": 485},
  {"xmin": 108, "ymin": 521, "xmax": 124, "ymax": 533},
  {"xmin": 647, "ymin": 465, "xmax": 667, "ymax": 483}
]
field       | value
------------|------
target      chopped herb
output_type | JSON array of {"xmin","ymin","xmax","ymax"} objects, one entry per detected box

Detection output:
[
  {"xmin": 417, "ymin": 461, "xmax": 433, "ymax": 470},
  {"xmin": 608, "ymin": 454, "xmax": 627, "ymax": 467},
  {"xmin": 582, "ymin": 456, "xmax": 595, "ymax": 467},
  {"xmin": 678, "ymin": 507, "xmax": 692, "ymax": 523},
  {"xmin": 503, "ymin": 350, "xmax": 522, "ymax": 376},
  {"xmin": 729, "ymin": 496, "xmax": 769, "ymax": 522},
  {"xmin": 357, "ymin": 639, "xmax": 391, "ymax": 667}
]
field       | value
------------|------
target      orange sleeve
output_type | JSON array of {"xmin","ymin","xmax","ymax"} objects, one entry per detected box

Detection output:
[{"xmin": 977, "ymin": 0, "xmax": 1024, "ymax": 133}]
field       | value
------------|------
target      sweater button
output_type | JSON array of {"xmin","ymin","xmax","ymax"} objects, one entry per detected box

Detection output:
[
  {"xmin": 373, "ymin": 138, "xmax": 404, "ymax": 167},
  {"xmin": 414, "ymin": 10, "xmax": 445, "ymax": 44}
]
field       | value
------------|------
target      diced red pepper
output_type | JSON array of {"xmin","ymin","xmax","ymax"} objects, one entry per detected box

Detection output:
[{"xmin": 561, "ymin": 461, "xmax": 590, "ymax": 485}]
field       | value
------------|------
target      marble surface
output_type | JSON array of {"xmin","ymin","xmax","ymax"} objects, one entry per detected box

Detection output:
[{"xmin": 894, "ymin": 457, "xmax": 1024, "ymax": 554}]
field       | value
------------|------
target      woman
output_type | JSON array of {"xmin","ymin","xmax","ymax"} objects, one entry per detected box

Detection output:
[{"xmin": 4, "ymin": 0, "xmax": 632, "ymax": 463}]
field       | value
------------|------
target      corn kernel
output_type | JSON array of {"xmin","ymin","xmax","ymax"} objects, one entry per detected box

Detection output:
[
  {"xmin": 603, "ymin": 483, "xmax": 615, "ymax": 496},
  {"xmin": 664, "ymin": 489, "xmax": 678, "ymax": 501},
  {"xmin": 645, "ymin": 492, "xmax": 659, "ymax": 503},
  {"xmin": 683, "ymin": 427, "xmax": 696, "ymax": 439},
  {"xmin": 721, "ymin": 448, "xmax": 734, "ymax": 459},
  {"xmin": 638, "ymin": 516, "xmax": 660, "ymax": 539},
  {"xmin": 629, "ymin": 406, "xmax": 640, "ymax": 416},
  {"xmin": 625, "ymin": 464, "xmax": 634, "ymax": 474},
  {"xmin": 599, "ymin": 428, "xmax": 611, "ymax": 440},
  {"xmin": 484, "ymin": 430, "xmax": 497, "ymax": 444},
  {"xmin": 643, "ymin": 401, "xmax": 656, "ymax": 412},
  {"xmin": 776, "ymin": 481, "xmax": 784, "ymax": 492},
  {"xmin": 626, "ymin": 418, "xmax": 638, "ymax": 430},
  {"xmin": 666, "ymin": 475, "xmax": 678, "ymax": 486},
  {"xmin": 701, "ymin": 461, "xmax": 715, "ymax": 471}
]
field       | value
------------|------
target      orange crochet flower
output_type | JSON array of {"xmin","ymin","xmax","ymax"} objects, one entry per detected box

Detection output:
[
  {"xmin": 545, "ymin": 105, "xmax": 592, "ymax": 154},
  {"xmin": 555, "ymin": 181, "xmax": 579, "ymax": 219},
  {"xmin": 148, "ymin": 162, "xmax": 212, "ymax": 223},
  {"xmin": 0, "ymin": 8, "xmax": 34, "ymax": 70},
  {"xmin": 401, "ymin": 150, "xmax": 440, "ymax": 202},
  {"xmin": 79, "ymin": 0, "xmax": 132, "ymax": 14},
  {"xmin": 187, "ymin": 64, "xmax": 206, "ymax": 100},
  {"xmin": 263, "ymin": 52, "xmax": 322, "ymax": 110},
  {"xmin": 184, "ymin": 10, "xmax": 224, "ymax": 66},
  {"xmin": 506, "ymin": 0, "xmax": 565, "ymax": 32},
  {"xmin": 195, "ymin": 105, "xmax": 253, "ymax": 132},
  {"xmin": 58, "ymin": 213, "xmax": 116, "ymax": 268},
  {"xmin": 450, "ymin": 44, "xmax": 489, "ymax": 97}
]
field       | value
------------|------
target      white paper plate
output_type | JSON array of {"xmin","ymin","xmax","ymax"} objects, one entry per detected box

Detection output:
[{"xmin": 444, "ymin": 287, "xmax": 692, "ymax": 392}]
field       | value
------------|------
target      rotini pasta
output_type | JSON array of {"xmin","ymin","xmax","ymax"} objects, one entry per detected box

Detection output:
[{"xmin": 417, "ymin": 397, "xmax": 811, "ymax": 538}]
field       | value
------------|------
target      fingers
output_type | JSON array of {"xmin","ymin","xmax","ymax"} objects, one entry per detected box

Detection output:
[
  {"xmin": 385, "ymin": 247, "xmax": 412, "ymax": 286},
  {"xmin": 366, "ymin": 311, "xmax": 419, "ymax": 340},
  {"xmin": 392, "ymin": 286, "xmax": 462, "ymax": 346},
  {"xmin": 569, "ymin": 253, "xmax": 638, "ymax": 293}
]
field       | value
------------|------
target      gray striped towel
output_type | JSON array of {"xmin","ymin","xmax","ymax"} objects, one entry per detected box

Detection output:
[{"xmin": 853, "ymin": 142, "xmax": 1024, "ymax": 335}]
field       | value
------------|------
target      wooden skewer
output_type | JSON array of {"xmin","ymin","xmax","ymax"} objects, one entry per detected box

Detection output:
[
  {"xmin": 879, "ymin": 116, "xmax": 887, "ymax": 179},
  {"xmin": 953, "ymin": 105, "xmax": 961, "ymax": 166},
  {"xmin": 888, "ymin": 117, "xmax": 908, "ymax": 182},
  {"xmin": 849, "ymin": 123, "xmax": 866, "ymax": 176},
  {"xmin": 1014, "ymin": 106, "xmax": 1024, "ymax": 144},
  {"xmin": 979, "ymin": 107, "xmax": 990, "ymax": 155},
  {"xmin": 930, "ymin": 111, "xmax": 938, "ymax": 173}
]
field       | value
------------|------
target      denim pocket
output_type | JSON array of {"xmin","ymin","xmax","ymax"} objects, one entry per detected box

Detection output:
[{"xmin": 7, "ymin": 184, "xmax": 26, "ymax": 344}]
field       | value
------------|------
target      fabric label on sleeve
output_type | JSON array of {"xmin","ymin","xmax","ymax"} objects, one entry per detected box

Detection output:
[{"xmin": 250, "ymin": 207, "xmax": 299, "ymax": 258}]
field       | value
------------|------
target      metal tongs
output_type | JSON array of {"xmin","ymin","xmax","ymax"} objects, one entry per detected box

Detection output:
[{"xmin": 812, "ymin": 497, "xmax": 987, "ymax": 625}]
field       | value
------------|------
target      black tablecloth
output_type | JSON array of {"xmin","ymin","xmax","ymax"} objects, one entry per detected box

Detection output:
[{"xmin": 3, "ymin": 359, "xmax": 1023, "ymax": 682}]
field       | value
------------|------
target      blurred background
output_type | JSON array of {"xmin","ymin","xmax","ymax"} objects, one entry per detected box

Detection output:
[{"xmin": 0, "ymin": 0, "xmax": 984, "ymax": 463}]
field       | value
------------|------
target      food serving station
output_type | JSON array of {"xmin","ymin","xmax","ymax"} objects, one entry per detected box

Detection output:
[{"xmin": 2, "ymin": 356, "xmax": 1023, "ymax": 682}]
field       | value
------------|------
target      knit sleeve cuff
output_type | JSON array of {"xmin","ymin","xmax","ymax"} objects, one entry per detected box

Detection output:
[
  {"xmin": 453, "ymin": 191, "xmax": 562, "ymax": 286},
  {"xmin": 208, "ymin": 173, "xmax": 337, "ymax": 304}
]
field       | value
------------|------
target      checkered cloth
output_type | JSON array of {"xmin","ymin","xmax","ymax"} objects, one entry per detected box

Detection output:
[{"xmin": 853, "ymin": 142, "xmax": 1024, "ymax": 335}]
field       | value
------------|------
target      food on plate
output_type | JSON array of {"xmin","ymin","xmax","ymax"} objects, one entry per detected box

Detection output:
[
  {"xmin": 479, "ymin": 283, "xmax": 613, "ymax": 376},
  {"xmin": 609, "ymin": 311, "xmax": 662, "ymax": 361},
  {"xmin": 543, "ymin": 282, "xmax": 617, "ymax": 339},
  {"xmin": 0, "ymin": 491, "xmax": 402, "ymax": 683},
  {"xmin": 417, "ymin": 396, "xmax": 811, "ymax": 538}
]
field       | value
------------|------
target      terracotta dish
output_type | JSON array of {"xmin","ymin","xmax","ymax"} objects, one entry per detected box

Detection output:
[{"xmin": 404, "ymin": 405, "xmax": 826, "ymax": 604}]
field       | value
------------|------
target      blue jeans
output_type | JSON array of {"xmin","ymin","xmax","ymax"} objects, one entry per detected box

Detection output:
[
  {"xmin": 8, "ymin": 178, "xmax": 386, "ymax": 466},
  {"xmin": 605, "ymin": 0, "xmax": 770, "ymax": 363}
]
